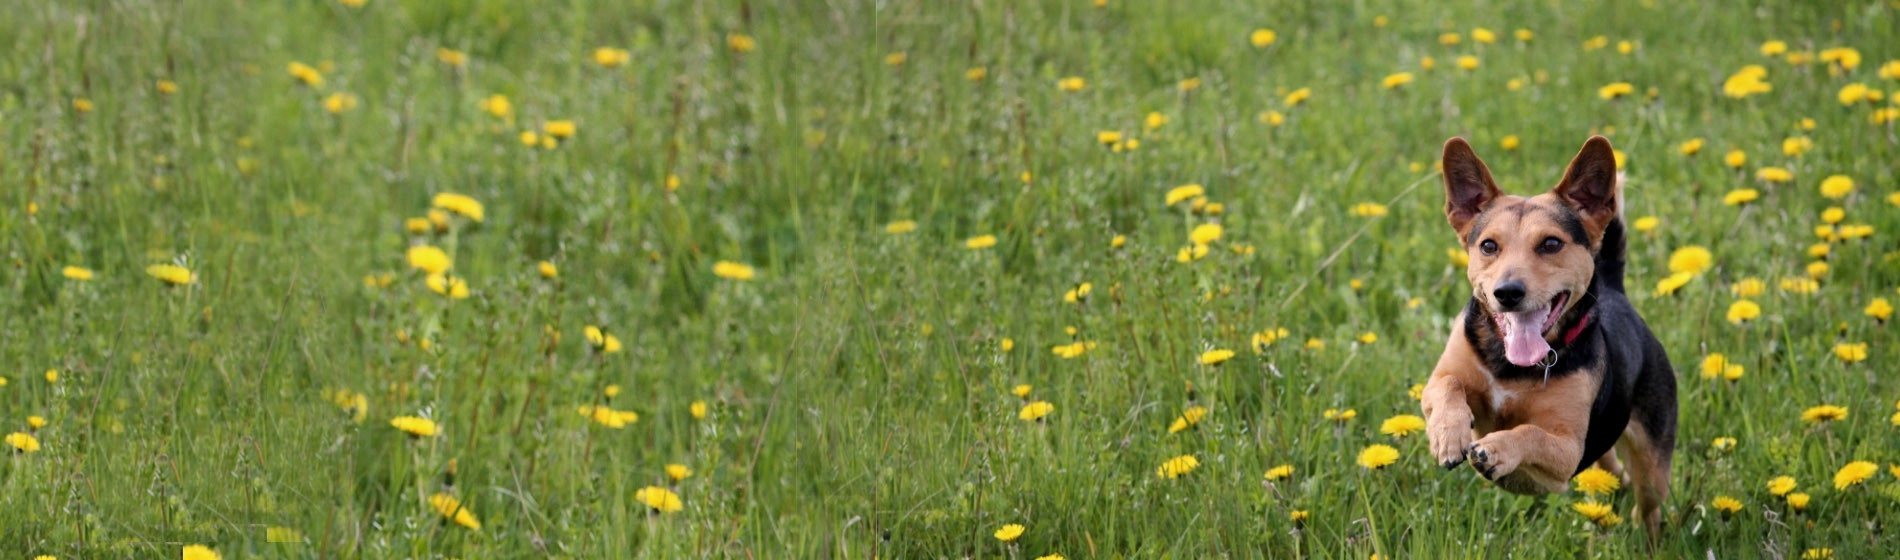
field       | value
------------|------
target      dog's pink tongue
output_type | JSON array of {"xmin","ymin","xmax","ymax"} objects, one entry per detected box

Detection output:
[{"xmin": 1499, "ymin": 311, "xmax": 1551, "ymax": 367}]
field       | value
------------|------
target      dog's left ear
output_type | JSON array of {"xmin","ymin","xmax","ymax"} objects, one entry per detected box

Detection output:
[{"xmin": 1552, "ymin": 135, "xmax": 1620, "ymax": 243}]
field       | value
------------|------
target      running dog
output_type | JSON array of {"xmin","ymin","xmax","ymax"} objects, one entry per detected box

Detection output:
[{"xmin": 1421, "ymin": 135, "xmax": 1678, "ymax": 537}]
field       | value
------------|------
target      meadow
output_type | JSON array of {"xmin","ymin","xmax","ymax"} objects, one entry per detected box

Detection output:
[{"xmin": 1, "ymin": 0, "xmax": 1898, "ymax": 557}]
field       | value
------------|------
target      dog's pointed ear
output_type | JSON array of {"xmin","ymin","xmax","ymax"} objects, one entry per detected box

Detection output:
[
  {"xmin": 1552, "ymin": 135, "xmax": 1620, "ymax": 241},
  {"xmin": 1442, "ymin": 137, "xmax": 1501, "ymax": 239}
]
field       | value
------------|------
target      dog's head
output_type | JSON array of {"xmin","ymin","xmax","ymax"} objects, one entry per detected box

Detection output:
[{"xmin": 1442, "ymin": 135, "xmax": 1619, "ymax": 367}]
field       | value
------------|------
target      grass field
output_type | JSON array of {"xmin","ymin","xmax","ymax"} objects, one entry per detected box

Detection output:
[{"xmin": 3, "ymin": 0, "xmax": 1898, "ymax": 558}]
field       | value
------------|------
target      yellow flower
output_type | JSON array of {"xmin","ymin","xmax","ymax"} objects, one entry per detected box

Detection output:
[
  {"xmin": 1379, "ymin": 414, "xmax": 1424, "ymax": 437},
  {"xmin": 544, "ymin": 120, "xmax": 577, "ymax": 139},
  {"xmin": 1057, "ymin": 76, "xmax": 1086, "ymax": 92},
  {"xmin": 1780, "ymin": 277, "xmax": 1820, "ymax": 294},
  {"xmin": 1001, "ymin": 338, "xmax": 1016, "ymax": 352},
  {"xmin": 1051, "ymin": 341, "xmax": 1094, "ymax": 358},
  {"xmin": 1786, "ymin": 492, "xmax": 1811, "ymax": 510},
  {"xmin": 1349, "ymin": 202, "xmax": 1389, "ymax": 217},
  {"xmin": 1726, "ymin": 300, "xmax": 1761, "ymax": 324},
  {"xmin": 1168, "ymin": 406, "xmax": 1208, "ymax": 434},
  {"xmin": 726, "ymin": 33, "xmax": 757, "ymax": 53},
  {"xmin": 634, "ymin": 485, "xmax": 684, "ymax": 513},
  {"xmin": 1357, "ymin": 332, "xmax": 1378, "ymax": 344},
  {"xmin": 591, "ymin": 47, "xmax": 631, "ymax": 68},
  {"xmin": 1507, "ymin": 78, "xmax": 1525, "ymax": 91},
  {"xmin": 1833, "ymin": 460, "xmax": 1878, "ymax": 490},
  {"xmin": 1820, "ymin": 47, "xmax": 1862, "ymax": 70},
  {"xmin": 884, "ymin": 220, "xmax": 917, "ymax": 234},
  {"xmin": 1866, "ymin": 298, "xmax": 1893, "ymax": 322},
  {"xmin": 1756, "ymin": 167, "xmax": 1793, "ymax": 183},
  {"xmin": 713, "ymin": 261, "xmax": 757, "ymax": 280},
  {"xmin": 27, "ymin": 416, "xmax": 46, "ymax": 429},
  {"xmin": 1628, "ymin": 216, "xmax": 1658, "ymax": 234},
  {"xmin": 1819, "ymin": 175, "xmax": 1854, "ymax": 199},
  {"xmin": 1265, "ymin": 464, "xmax": 1295, "ymax": 481},
  {"xmin": 1678, "ymin": 138, "xmax": 1705, "ymax": 156},
  {"xmin": 665, "ymin": 463, "xmax": 694, "ymax": 482},
  {"xmin": 156, "ymin": 79, "xmax": 179, "ymax": 95},
  {"xmin": 583, "ymin": 326, "xmax": 623, "ymax": 354},
  {"xmin": 1573, "ymin": 467, "xmax": 1620, "ymax": 495},
  {"xmin": 407, "ymin": 245, "xmax": 451, "ymax": 274},
  {"xmin": 44, "ymin": 370, "xmax": 57, "ymax": 383},
  {"xmin": 995, "ymin": 523, "xmax": 1025, "ymax": 542},
  {"xmin": 1035, "ymin": 555, "xmax": 1066, "ymax": 560},
  {"xmin": 391, "ymin": 416, "xmax": 440, "ymax": 437},
  {"xmin": 1457, "ymin": 56, "xmax": 1480, "ymax": 70},
  {"xmin": 1832, "ymin": 343, "xmax": 1868, "ymax": 363},
  {"xmin": 1323, "ymin": 408, "xmax": 1356, "ymax": 422},
  {"xmin": 1722, "ymin": 188, "xmax": 1759, "ymax": 205},
  {"xmin": 1447, "ymin": 247, "xmax": 1470, "ymax": 267},
  {"xmin": 425, "ymin": 273, "xmax": 470, "ymax": 299},
  {"xmin": 1381, "ymin": 72, "xmax": 1414, "ymax": 89},
  {"xmin": 1711, "ymin": 496, "xmax": 1743, "ymax": 515},
  {"xmin": 5, "ymin": 432, "xmax": 41, "ymax": 453},
  {"xmin": 479, "ymin": 94, "xmax": 512, "ymax": 118},
  {"xmin": 428, "ymin": 493, "xmax": 482, "ymax": 530},
  {"xmin": 1357, "ymin": 444, "xmax": 1399, "ymax": 470},
  {"xmin": 1711, "ymin": 437, "xmax": 1736, "ymax": 451},
  {"xmin": 1805, "ymin": 260, "xmax": 1829, "ymax": 280},
  {"xmin": 964, "ymin": 67, "xmax": 987, "ymax": 81},
  {"xmin": 1667, "ymin": 246, "xmax": 1714, "ymax": 275},
  {"xmin": 1177, "ymin": 77, "xmax": 1201, "ymax": 91},
  {"xmin": 1803, "ymin": 549, "xmax": 1834, "ymax": 560},
  {"xmin": 182, "ymin": 545, "xmax": 222, "ymax": 560},
  {"xmin": 1724, "ymin": 149, "xmax": 1747, "ymax": 168},
  {"xmin": 1617, "ymin": 40, "xmax": 1635, "ymax": 54},
  {"xmin": 1189, "ymin": 223, "xmax": 1223, "ymax": 245},
  {"xmin": 1499, "ymin": 135, "xmax": 1519, "ymax": 150},
  {"xmin": 1018, "ymin": 401, "xmax": 1055, "ymax": 422},
  {"xmin": 436, "ymin": 47, "xmax": 468, "ymax": 67},
  {"xmin": 1011, "ymin": 384, "xmax": 1032, "ymax": 398},
  {"xmin": 1420, "ymin": 57, "xmax": 1435, "ymax": 70},
  {"xmin": 1260, "ymin": 110, "xmax": 1286, "ymax": 126},
  {"xmin": 1656, "ymin": 272, "xmax": 1696, "ymax": 295},
  {"xmin": 1883, "ymin": 59, "xmax": 1900, "ymax": 80},
  {"xmin": 1198, "ymin": 349, "xmax": 1235, "ymax": 366},
  {"xmin": 537, "ymin": 261, "xmax": 558, "ymax": 279},
  {"xmin": 965, "ymin": 235, "xmax": 998, "ymax": 250},
  {"xmin": 1760, "ymin": 40, "xmax": 1788, "ymax": 56},
  {"xmin": 1156, "ymin": 454, "xmax": 1201, "ymax": 479},
  {"xmin": 146, "ymin": 264, "xmax": 196, "ymax": 285},
  {"xmin": 1096, "ymin": 130, "xmax": 1123, "ymax": 146},
  {"xmin": 287, "ymin": 61, "xmax": 324, "ymax": 87},
  {"xmin": 322, "ymin": 92, "xmax": 358, "ymax": 114},
  {"xmin": 1304, "ymin": 338, "xmax": 1325, "ymax": 351},
  {"xmin": 1514, "ymin": 28, "xmax": 1533, "ymax": 41},
  {"xmin": 61, "ymin": 266, "xmax": 94, "ymax": 281},
  {"xmin": 1730, "ymin": 278, "xmax": 1765, "ymax": 297},
  {"xmin": 1470, "ymin": 28, "xmax": 1496, "ymax": 43},
  {"xmin": 690, "ymin": 401, "xmax": 707, "ymax": 420},
  {"xmin": 1782, "ymin": 136, "xmax": 1813, "ymax": 156},
  {"xmin": 1063, "ymin": 283, "xmax": 1092, "ymax": 303},
  {"xmin": 1802, "ymin": 405, "xmax": 1848, "ymax": 423},
  {"xmin": 431, "ymin": 193, "xmax": 484, "ymax": 222},
  {"xmin": 1767, "ymin": 476, "xmax": 1797, "ymax": 496},
  {"xmin": 883, "ymin": 51, "xmax": 907, "ymax": 66},
  {"xmin": 1597, "ymin": 82, "xmax": 1634, "ymax": 100},
  {"xmin": 1820, "ymin": 207, "xmax": 1845, "ymax": 224},
  {"xmin": 1572, "ymin": 501, "xmax": 1613, "ymax": 521},
  {"xmin": 1439, "ymin": 32, "xmax": 1462, "ymax": 45},
  {"xmin": 1165, "ymin": 184, "xmax": 1205, "ymax": 205},
  {"xmin": 1247, "ymin": 28, "xmax": 1279, "ymax": 48}
]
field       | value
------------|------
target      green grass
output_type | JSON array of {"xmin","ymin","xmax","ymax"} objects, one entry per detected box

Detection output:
[{"xmin": 2, "ymin": 0, "xmax": 1897, "ymax": 557}]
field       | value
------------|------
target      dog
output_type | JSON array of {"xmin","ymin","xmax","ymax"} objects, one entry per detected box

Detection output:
[{"xmin": 1420, "ymin": 135, "xmax": 1678, "ymax": 537}]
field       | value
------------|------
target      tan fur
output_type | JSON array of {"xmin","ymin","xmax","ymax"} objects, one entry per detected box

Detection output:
[
  {"xmin": 1616, "ymin": 418, "xmax": 1670, "ymax": 536},
  {"xmin": 1462, "ymin": 195, "xmax": 1596, "ymax": 338},
  {"xmin": 1423, "ymin": 314, "xmax": 1597, "ymax": 494}
]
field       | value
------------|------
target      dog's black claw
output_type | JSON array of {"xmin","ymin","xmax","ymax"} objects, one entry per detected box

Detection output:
[{"xmin": 1440, "ymin": 459, "xmax": 1463, "ymax": 470}]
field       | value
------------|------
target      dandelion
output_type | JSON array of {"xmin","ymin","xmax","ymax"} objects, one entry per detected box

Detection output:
[
  {"xmin": 884, "ymin": 220, "xmax": 917, "ymax": 234},
  {"xmin": 1786, "ymin": 492, "xmax": 1811, "ymax": 511},
  {"xmin": 1349, "ymin": 202, "xmax": 1388, "ymax": 217},
  {"xmin": 1866, "ymin": 298, "xmax": 1892, "ymax": 322},
  {"xmin": 1712, "ymin": 437, "xmax": 1737, "ymax": 451},
  {"xmin": 1678, "ymin": 138, "xmax": 1705, "ymax": 156},
  {"xmin": 479, "ymin": 94, "xmax": 511, "ymax": 118},
  {"xmin": 1156, "ymin": 454, "xmax": 1201, "ymax": 479},
  {"xmin": 146, "ymin": 264, "xmax": 195, "ymax": 285},
  {"xmin": 1818, "ymin": 175, "xmax": 1854, "ymax": 199},
  {"xmin": 726, "ymin": 33, "xmax": 757, "ymax": 53},
  {"xmin": 1457, "ymin": 56, "xmax": 1479, "ymax": 70},
  {"xmin": 5, "ymin": 432, "xmax": 40, "ymax": 453},
  {"xmin": 964, "ymin": 67, "xmax": 987, "ymax": 81},
  {"xmin": 1833, "ymin": 461, "xmax": 1877, "ymax": 490},
  {"xmin": 713, "ymin": 261, "xmax": 757, "ymax": 280},
  {"xmin": 1057, "ymin": 77, "xmax": 1086, "ymax": 92},
  {"xmin": 406, "ymin": 245, "xmax": 451, "ymax": 274},
  {"xmin": 424, "ymin": 273, "xmax": 470, "ymax": 299},
  {"xmin": 1711, "ymin": 496, "xmax": 1743, "ymax": 516},
  {"xmin": 1439, "ymin": 32, "xmax": 1461, "ymax": 45},
  {"xmin": 1323, "ymin": 408, "xmax": 1356, "ymax": 422},
  {"xmin": 635, "ymin": 486, "xmax": 684, "ymax": 513},
  {"xmin": 431, "ymin": 193, "xmax": 484, "ymax": 222},
  {"xmin": 1189, "ymin": 223, "xmax": 1223, "ymax": 245},
  {"xmin": 1011, "ymin": 384, "xmax": 1032, "ymax": 399},
  {"xmin": 1304, "ymin": 338, "xmax": 1325, "ymax": 351},
  {"xmin": 391, "ymin": 416, "xmax": 440, "ymax": 437},
  {"xmin": 1597, "ymin": 82, "xmax": 1634, "ymax": 100},
  {"xmin": 1722, "ymin": 188, "xmax": 1758, "ymax": 206},
  {"xmin": 689, "ymin": 401, "xmax": 708, "ymax": 420},
  {"xmin": 1165, "ymin": 184, "xmax": 1205, "ymax": 206},
  {"xmin": 1725, "ymin": 300, "xmax": 1760, "ymax": 324},
  {"xmin": 665, "ymin": 464, "xmax": 694, "ymax": 482},
  {"xmin": 1381, "ymin": 72, "xmax": 1414, "ymax": 89},
  {"xmin": 1168, "ymin": 406, "xmax": 1208, "ymax": 433},
  {"xmin": 1724, "ymin": 149, "xmax": 1747, "ymax": 168},
  {"xmin": 1198, "ymin": 349, "xmax": 1235, "ymax": 366},
  {"xmin": 1803, "ymin": 549, "xmax": 1834, "ymax": 560},
  {"xmin": 1802, "ymin": 405, "xmax": 1848, "ymax": 423},
  {"xmin": 1035, "ymin": 555, "xmax": 1065, "ymax": 560},
  {"xmin": 1756, "ymin": 167, "xmax": 1793, "ymax": 183},
  {"xmin": 287, "ymin": 62, "xmax": 324, "ymax": 87},
  {"xmin": 1284, "ymin": 87, "xmax": 1311, "ymax": 107},
  {"xmin": 1357, "ymin": 444, "xmax": 1399, "ymax": 470},
  {"xmin": 1063, "ymin": 283, "xmax": 1092, "ymax": 303},
  {"xmin": 1001, "ymin": 338, "xmax": 1016, "ymax": 352},
  {"xmin": 1018, "ymin": 401, "xmax": 1054, "ymax": 422},
  {"xmin": 1421, "ymin": 57, "xmax": 1435, "ymax": 70},
  {"xmin": 1572, "ymin": 501, "xmax": 1613, "ymax": 521},
  {"xmin": 1379, "ymin": 414, "xmax": 1424, "ymax": 438},
  {"xmin": 1667, "ymin": 246, "xmax": 1713, "ymax": 275},
  {"xmin": 583, "ymin": 326, "xmax": 624, "ymax": 354},
  {"xmin": 995, "ymin": 524, "xmax": 1025, "ymax": 542},
  {"xmin": 965, "ymin": 235, "xmax": 998, "ymax": 250},
  {"xmin": 1767, "ymin": 476, "xmax": 1797, "ymax": 496},
  {"xmin": 182, "ymin": 545, "xmax": 221, "ymax": 560},
  {"xmin": 1782, "ymin": 136, "xmax": 1813, "ymax": 156},
  {"xmin": 1780, "ymin": 277, "xmax": 1819, "ymax": 294},
  {"xmin": 61, "ymin": 266, "xmax": 94, "ymax": 281},
  {"xmin": 1051, "ymin": 341, "xmax": 1093, "ymax": 358},
  {"xmin": 1514, "ymin": 28, "xmax": 1533, "ymax": 41},
  {"xmin": 428, "ymin": 493, "xmax": 481, "ymax": 530},
  {"xmin": 1730, "ymin": 278, "xmax": 1765, "ymax": 297},
  {"xmin": 1573, "ymin": 467, "xmax": 1620, "ymax": 495},
  {"xmin": 1820, "ymin": 47, "xmax": 1862, "ymax": 71},
  {"xmin": 1177, "ymin": 77, "xmax": 1201, "ymax": 91},
  {"xmin": 1760, "ymin": 40, "xmax": 1788, "ymax": 56},
  {"xmin": 1265, "ymin": 464, "xmax": 1295, "ymax": 481},
  {"xmin": 1832, "ymin": 343, "xmax": 1867, "ymax": 363},
  {"xmin": 1260, "ymin": 110, "xmax": 1285, "ymax": 126}
]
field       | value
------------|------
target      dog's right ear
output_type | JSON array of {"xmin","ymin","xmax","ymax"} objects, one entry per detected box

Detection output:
[{"xmin": 1442, "ymin": 137, "xmax": 1502, "ymax": 240}]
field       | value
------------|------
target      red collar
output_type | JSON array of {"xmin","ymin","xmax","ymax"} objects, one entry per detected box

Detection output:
[{"xmin": 1561, "ymin": 310, "xmax": 1594, "ymax": 345}]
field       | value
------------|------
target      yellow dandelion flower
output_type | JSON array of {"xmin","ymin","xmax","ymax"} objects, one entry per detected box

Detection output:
[
  {"xmin": 1786, "ymin": 492, "xmax": 1811, "ymax": 510},
  {"xmin": 1265, "ymin": 464, "xmax": 1295, "ymax": 481},
  {"xmin": 1572, "ymin": 501, "xmax": 1613, "ymax": 521},
  {"xmin": 424, "ymin": 273, "xmax": 470, "ymax": 299},
  {"xmin": 884, "ymin": 220, "xmax": 918, "ymax": 234},
  {"xmin": 479, "ymin": 94, "xmax": 511, "ymax": 118},
  {"xmin": 1499, "ymin": 135, "xmax": 1519, "ymax": 150},
  {"xmin": 964, "ymin": 67, "xmax": 987, "ymax": 81},
  {"xmin": 1198, "ymin": 349, "xmax": 1235, "ymax": 366},
  {"xmin": 1018, "ymin": 401, "xmax": 1054, "ymax": 422},
  {"xmin": 965, "ymin": 235, "xmax": 998, "ymax": 250},
  {"xmin": 1357, "ymin": 444, "xmax": 1399, "ymax": 470},
  {"xmin": 689, "ymin": 401, "xmax": 708, "ymax": 420},
  {"xmin": 1165, "ymin": 184, "xmax": 1205, "ymax": 206},
  {"xmin": 428, "ymin": 493, "xmax": 481, "ymax": 530},
  {"xmin": 1866, "ymin": 298, "xmax": 1893, "ymax": 322},
  {"xmin": 1573, "ymin": 467, "xmax": 1620, "ymax": 495},
  {"xmin": 1833, "ymin": 461, "xmax": 1877, "ymax": 490},
  {"xmin": 1156, "ymin": 454, "xmax": 1201, "ymax": 479},
  {"xmin": 1678, "ymin": 138, "xmax": 1705, "ymax": 156},
  {"xmin": 1379, "ymin": 414, "xmax": 1424, "ymax": 438},
  {"xmin": 665, "ymin": 464, "xmax": 694, "ymax": 482},
  {"xmin": 1726, "ymin": 300, "xmax": 1761, "ymax": 324},
  {"xmin": 1802, "ymin": 405, "xmax": 1848, "ymax": 423},
  {"xmin": 182, "ymin": 545, "xmax": 221, "ymax": 560},
  {"xmin": 1189, "ymin": 223, "xmax": 1223, "ymax": 245},
  {"xmin": 1767, "ymin": 476, "xmax": 1797, "ymax": 496},
  {"xmin": 431, "ymin": 193, "xmax": 485, "ymax": 222},
  {"xmin": 1723, "ymin": 188, "xmax": 1759, "ymax": 205},
  {"xmin": 146, "ymin": 264, "xmax": 196, "ymax": 285},
  {"xmin": 1168, "ymin": 406, "xmax": 1208, "ymax": 433},
  {"xmin": 544, "ymin": 120, "xmax": 576, "ymax": 139},
  {"xmin": 1832, "ymin": 343, "xmax": 1868, "ymax": 363},
  {"xmin": 390, "ymin": 416, "xmax": 440, "ymax": 437},
  {"xmin": 5, "ymin": 432, "xmax": 41, "ymax": 453},
  {"xmin": 1711, "ymin": 496, "xmax": 1743, "ymax": 514},
  {"xmin": 406, "ymin": 245, "xmax": 451, "ymax": 274},
  {"xmin": 635, "ymin": 486, "xmax": 684, "ymax": 513},
  {"xmin": 1597, "ymin": 82, "xmax": 1634, "ymax": 100},
  {"xmin": 61, "ymin": 266, "xmax": 94, "ymax": 281},
  {"xmin": 1724, "ymin": 149, "xmax": 1747, "ymax": 168},
  {"xmin": 726, "ymin": 34, "xmax": 757, "ymax": 53},
  {"xmin": 995, "ymin": 523, "xmax": 1025, "ymax": 542},
  {"xmin": 1381, "ymin": 72, "xmax": 1414, "ymax": 89},
  {"xmin": 1667, "ymin": 246, "xmax": 1714, "ymax": 275},
  {"xmin": 1057, "ymin": 76, "xmax": 1086, "ymax": 92},
  {"xmin": 1819, "ymin": 175, "xmax": 1854, "ymax": 199},
  {"xmin": 1756, "ymin": 167, "xmax": 1793, "ymax": 183},
  {"xmin": 1803, "ymin": 549, "xmax": 1834, "ymax": 560},
  {"xmin": 713, "ymin": 261, "xmax": 757, "ymax": 280}
]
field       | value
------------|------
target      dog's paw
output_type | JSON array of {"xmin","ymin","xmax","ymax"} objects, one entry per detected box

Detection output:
[
  {"xmin": 1466, "ymin": 438, "xmax": 1521, "ymax": 481},
  {"xmin": 1427, "ymin": 421, "xmax": 1473, "ymax": 469}
]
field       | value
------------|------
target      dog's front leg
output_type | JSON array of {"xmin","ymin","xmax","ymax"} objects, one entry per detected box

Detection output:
[{"xmin": 1422, "ymin": 375, "xmax": 1476, "ymax": 469}]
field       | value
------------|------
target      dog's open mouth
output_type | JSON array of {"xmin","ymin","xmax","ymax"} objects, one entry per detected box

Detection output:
[{"xmin": 1493, "ymin": 292, "xmax": 1569, "ymax": 367}]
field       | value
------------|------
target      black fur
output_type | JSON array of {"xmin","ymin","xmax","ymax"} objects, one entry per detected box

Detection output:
[{"xmin": 1461, "ymin": 216, "xmax": 1674, "ymax": 474}]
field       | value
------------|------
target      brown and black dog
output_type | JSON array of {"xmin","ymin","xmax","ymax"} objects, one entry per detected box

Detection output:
[{"xmin": 1421, "ymin": 135, "xmax": 1678, "ymax": 536}]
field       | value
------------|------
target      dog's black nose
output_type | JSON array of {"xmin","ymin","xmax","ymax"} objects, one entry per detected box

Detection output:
[{"xmin": 1493, "ymin": 281, "xmax": 1526, "ymax": 309}]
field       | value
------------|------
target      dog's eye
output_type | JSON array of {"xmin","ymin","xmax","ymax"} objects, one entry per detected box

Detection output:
[
  {"xmin": 1479, "ymin": 239, "xmax": 1498, "ymax": 255},
  {"xmin": 1538, "ymin": 237, "xmax": 1564, "ymax": 254}
]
